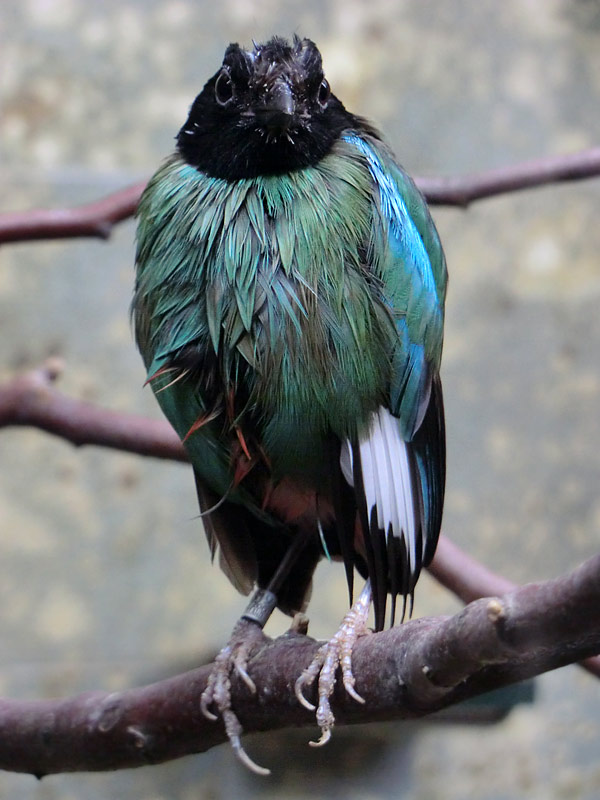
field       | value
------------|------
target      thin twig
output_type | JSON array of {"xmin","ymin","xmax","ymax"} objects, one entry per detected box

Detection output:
[
  {"xmin": 0, "ymin": 182, "xmax": 144, "ymax": 244},
  {"xmin": 418, "ymin": 146, "xmax": 600, "ymax": 206},
  {"xmin": 1, "ymin": 148, "xmax": 599, "ymax": 244},
  {"xmin": 0, "ymin": 359, "xmax": 186, "ymax": 462}
]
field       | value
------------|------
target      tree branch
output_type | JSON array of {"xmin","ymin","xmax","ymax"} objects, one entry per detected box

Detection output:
[
  {"xmin": 2, "ymin": 362, "xmax": 599, "ymax": 680},
  {"xmin": 0, "ymin": 183, "xmax": 144, "ymax": 244},
  {"xmin": 429, "ymin": 536, "xmax": 515, "ymax": 602},
  {"xmin": 1, "ymin": 148, "xmax": 599, "ymax": 245},
  {"xmin": 0, "ymin": 552, "xmax": 598, "ymax": 776},
  {"xmin": 0, "ymin": 360, "xmax": 185, "ymax": 462},
  {"xmin": 1, "ymin": 117, "xmax": 598, "ymax": 778},
  {"xmin": 429, "ymin": 537, "xmax": 600, "ymax": 678},
  {"xmin": 417, "ymin": 146, "xmax": 600, "ymax": 206},
  {"xmin": 2, "ymin": 362, "xmax": 598, "ymax": 773}
]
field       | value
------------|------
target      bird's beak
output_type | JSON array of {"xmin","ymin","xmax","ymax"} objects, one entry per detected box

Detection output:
[{"xmin": 258, "ymin": 79, "xmax": 295, "ymax": 131}]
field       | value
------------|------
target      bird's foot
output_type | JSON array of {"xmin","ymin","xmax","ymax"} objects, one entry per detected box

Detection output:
[
  {"xmin": 200, "ymin": 616, "xmax": 270, "ymax": 775},
  {"xmin": 294, "ymin": 582, "xmax": 372, "ymax": 746}
]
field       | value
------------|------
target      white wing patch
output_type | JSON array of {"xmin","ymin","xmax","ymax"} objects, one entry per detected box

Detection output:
[
  {"xmin": 340, "ymin": 406, "xmax": 419, "ymax": 575},
  {"xmin": 340, "ymin": 439, "xmax": 354, "ymax": 486}
]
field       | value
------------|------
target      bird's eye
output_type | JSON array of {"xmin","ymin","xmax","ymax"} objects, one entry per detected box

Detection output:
[
  {"xmin": 215, "ymin": 70, "xmax": 234, "ymax": 106},
  {"xmin": 317, "ymin": 79, "xmax": 330, "ymax": 108}
]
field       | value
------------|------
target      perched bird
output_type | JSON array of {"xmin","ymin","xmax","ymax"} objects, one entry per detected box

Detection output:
[{"xmin": 133, "ymin": 35, "xmax": 446, "ymax": 772}]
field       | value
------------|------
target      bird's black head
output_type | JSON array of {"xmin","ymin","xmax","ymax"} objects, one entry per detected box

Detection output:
[{"xmin": 177, "ymin": 36, "xmax": 361, "ymax": 180}]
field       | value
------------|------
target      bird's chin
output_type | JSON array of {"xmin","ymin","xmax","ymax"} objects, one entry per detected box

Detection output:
[{"xmin": 263, "ymin": 128, "xmax": 297, "ymax": 145}]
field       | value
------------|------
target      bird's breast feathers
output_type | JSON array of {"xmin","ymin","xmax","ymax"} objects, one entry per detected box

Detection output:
[
  {"xmin": 135, "ymin": 132, "xmax": 445, "ymax": 470},
  {"xmin": 133, "ymin": 36, "xmax": 447, "ymax": 635}
]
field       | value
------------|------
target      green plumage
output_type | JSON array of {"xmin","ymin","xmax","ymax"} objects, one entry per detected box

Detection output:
[
  {"xmin": 134, "ymin": 134, "xmax": 445, "ymax": 509},
  {"xmin": 132, "ymin": 39, "xmax": 449, "ymax": 766},
  {"xmin": 132, "ymin": 33, "xmax": 448, "ymax": 632}
]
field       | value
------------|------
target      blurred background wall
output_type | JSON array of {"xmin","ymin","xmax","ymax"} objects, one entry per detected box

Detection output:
[{"xmin": 1, "ymin": 1, "xmax": 599, "ymax": 797}]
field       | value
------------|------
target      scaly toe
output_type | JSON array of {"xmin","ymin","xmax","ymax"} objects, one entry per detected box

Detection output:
[
  {"xmin": 294, "ymin": 648, "xmax": 326, "ymax": 711},
  {"xmin": 344, "ymin": 683, "xmax": 365, "ymax": 705},
  {"xmin": 232, "ymin": 653, "xmax": 257, "ymax": 694},
  {"xmin": 294, "ymin": 677, "xmax": 317, "ymax": 712},
  {"xmin": 223, "ymin": 708, "xmax": 271, "ymax": 776},
  {"xmin": 296, "ymin": 582, "xmax": 372, "ymax": 744},
  {"xmin": 200, "ymin": 618, "xmax": 269, "ymax": 773}
]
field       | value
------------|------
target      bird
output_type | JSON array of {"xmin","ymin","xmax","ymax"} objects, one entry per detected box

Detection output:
[{"xmin": 132, "ymin": 35, "xmax": 446, "ymax": 773}]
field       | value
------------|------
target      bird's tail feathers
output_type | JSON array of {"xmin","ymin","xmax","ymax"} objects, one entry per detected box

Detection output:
[{"xmin": 340, "ymin": 384, "xmax": 444, "ymax": 629}]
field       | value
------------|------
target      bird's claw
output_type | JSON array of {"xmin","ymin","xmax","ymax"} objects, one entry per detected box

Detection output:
[
  {"xmin": 200, "ymin": 619, "xmax": 269, "ymax": 775},
  {"xmin": 309, "ymin": 728, "xmax": 332, "ymax": 748},
  {"xmin": 295, "ymin": 583, "xmax": 371, "ymax": 744},
  {"xmin": 223, "ymin": 708, "xmax": 270, "ymax": 776},
  {"xmin": 294, "ymin": 654, "xmax": 322, "ymax": 711}
]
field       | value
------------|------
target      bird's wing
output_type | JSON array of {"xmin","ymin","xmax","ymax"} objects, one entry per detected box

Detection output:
[
  {"xmin": 133, "ymin": 157, "xmax": 260, "ymax": 503},
  {"xmin": 341, "ymin": 134, "xmax": 447, "ymax": 628}
]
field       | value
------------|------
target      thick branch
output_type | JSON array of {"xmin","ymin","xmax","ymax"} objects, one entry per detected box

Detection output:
[
  {"xmin": 2, "ymin": 364, "xmax": 599, "ymax": 771},
  {"xmin": 2, "ymin": 363, "xmax": 599, "ymax": 680},
  {"xmin": 1, "ymin": 148, "xmax": 599, "ymax": 244},
  {"xmin": 0, "ymin": 553, "xmax": 598, "ymax": 776},
  {"xmin": 429, "ymin": 537, "xmax": 600, "ymax": 679}
]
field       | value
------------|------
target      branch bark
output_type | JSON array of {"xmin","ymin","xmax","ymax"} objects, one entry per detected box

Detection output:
[
  {"xmin": 1, "ymin": 134, "xmax": 599, "ymax": 777},
  {"xmin": 417, "ymin": 146, "xmax": 600, "ymax": 206},
  {"xmin": 0, "ymin": 360, "xmax": 185, "ymax": 462},
  {"xmin": 0, "ymin": 183, "xmax": 144, "ymax": 244},
  {"xmin": 429, "ymin": 537, "xmax": 600, "ymax": 678},
  {"xmin": 2, "ymin": 361, "xmax": 599, "ymax": 680},
  {"xmin": 1, "ymin": 148, "xmax": 599, "ymax": 244},
  {"xmin": 0, "ymin": 552, "xmax": 598, "ymax": 776}
]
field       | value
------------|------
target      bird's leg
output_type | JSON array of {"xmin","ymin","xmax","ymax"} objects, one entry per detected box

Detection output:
[
  {"xmin": 200, "ymin": 527, "xmax": 315, "ymax": 774},
  {"xmin": 200, "ymin": 588, "xmax": 276, "ymax": 776},
  {"xmin": 295, "ymin": 580, "xmax": 372, "ymax": 746}
]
